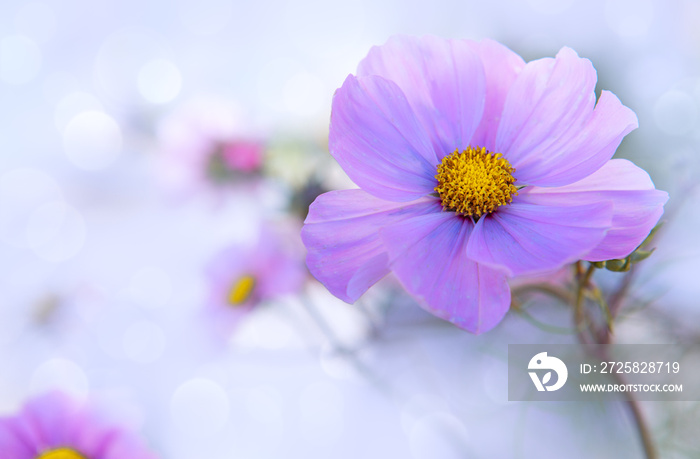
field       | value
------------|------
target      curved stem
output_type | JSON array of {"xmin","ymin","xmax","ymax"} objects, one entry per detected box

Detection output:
[
  {"xmin": 573, "ymin": 262, "xmax": 657, "ymax": 459},
  {"xmin": 624, "ymin": 396, "xmax": 658, "ymax": 459},
  {"xmin": 299, "ymin": 294, "xmax": 350, "ymax": 354},
  {"xmin": 574, "ymin": 263, "xmax": 595, "ymax": 347},
  {"xmin": 602, "ymin": 347, "xmax": 658, "ymax": 459}
]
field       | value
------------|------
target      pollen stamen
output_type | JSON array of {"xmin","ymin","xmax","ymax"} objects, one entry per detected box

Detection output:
[
  {"xmin": 435, "ymin": 146, "xmax": 518, "ymax": 217},
  {"xmin": 227, "ymin": 275, "xmax": 256, "ymax": 306},
  {"xmin": 37, "ymin": 448, "xmax": 87, "ymax": 459}
]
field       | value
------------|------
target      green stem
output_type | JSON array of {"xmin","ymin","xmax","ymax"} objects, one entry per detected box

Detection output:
[
  {"xmin": 573, "ymin": 262, "xmax": 657, "ymax": 459},
  {"xmin": 625, "ymin": 395, "xmax": 658, "ymax": 459},
  {"xmin": 601, "ymin": 347, "xmax": 658, "ymax": 459},
  {"xmin": 574, "ymin": 262, "xmax": 595, "ymax": 346}
]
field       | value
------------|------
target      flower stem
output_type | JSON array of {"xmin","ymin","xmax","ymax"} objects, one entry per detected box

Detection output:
[
  {"xmin": 299, "ymin": 294, "xmax": 351, "ymax": 354},
  {"xmin": 625, "ymin": 394, "xmax": 658, "ymax": 459},
  {"xmin": 573, "ymin": 262, "xmax": 657, "ymax": 459},
  {"xmin": 299, "ymin": 294, "xmax": 394, "ymax": 397},
  {"xmin": 574, "ymin": 262, "xmax": 595, "ymax": 346},
  {"xmin": 601, "ymin": 347, "xmax": 658, "ymax": 459}
]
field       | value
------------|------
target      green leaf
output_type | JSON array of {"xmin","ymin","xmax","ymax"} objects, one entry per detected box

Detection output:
[
  {"xmin": 630, "ymin": 248, "xmax": 655, "ymax": 264},
  {"xmin": 640, "ymin": 220, "xmax": 665, "ymax": 248}
]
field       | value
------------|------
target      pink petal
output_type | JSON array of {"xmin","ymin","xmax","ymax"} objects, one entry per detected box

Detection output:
[
  {"xmin": 357, "ymin": 34, "xmax": 486, "ymax": 159},
  {"xmin": 22, "ymin": 392, "xmax": 75, "ymax": 449},
  {"xmin": 330, "ymin": 74, "xmax": 439, "ymax": 202},
  {"xmin": 496, "ymin": 47, "xmax": 638, "ymax": 186},
  {"xmin": 524, "ymin": 159, "xmax": 668, "ymax": 261},
  {"xmin": 0, "ymin": 418, "xmax": 35, "ymax": 459},
  {"xmin": 380, "ymin": 212, "xmax": 510, "ymax": 334},
  {"xmin": 302, "ymin": 189, "xmax": 439, "ymax": 302},
  {"xmin": 467, "ymin": 39, "xmax": 526, "ymax": 150},
  {"xmin": 467, "ymin": 196, "xmax": 613, "ymax": 276}
]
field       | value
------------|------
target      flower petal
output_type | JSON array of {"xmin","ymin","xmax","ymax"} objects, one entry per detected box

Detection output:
[
  {"xmin": 23, "ymin": 392, "xmax": 75, "ymax": 449},
  {"xmin": 496, "ymin": 47, "xmax": 638, "ymax": 186},
  {"xmin": 357, "ymin": 34, "xmax": 486, "ymax": 158},
  {"xmin": 467, "ymin": 196, "xmax": 613, "ymax": 276},
  {"xmin": 0, "ymin": 418, "xmax": 36, "ymax": 458},
  {"xmin": 467, "ymin": 39, "xmax": 526, "ymax": 150},
  {"xmin": 380, "ymin": 212, "xmax": 510, "ymax": 334},
  {"xmin": 524, "ymin": 159, "xmax": 668, "ymax": 261},
  {"xmin": 302, "ymin": 189, "xmax": 438, "ymax": 302},
  {"xmin": 330, "ymin": 74, "xmax": 439, "ymax": 202}
]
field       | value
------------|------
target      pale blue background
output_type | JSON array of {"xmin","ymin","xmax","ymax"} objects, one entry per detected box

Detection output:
[{"xmin": 1, "ymin": 0, "xmax": 698, "ymax": 458}]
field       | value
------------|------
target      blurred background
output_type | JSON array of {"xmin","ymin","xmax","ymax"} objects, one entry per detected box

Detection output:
[{"xmin": 1, "ymin": 0, "xmax": 699, "ymax": 457}]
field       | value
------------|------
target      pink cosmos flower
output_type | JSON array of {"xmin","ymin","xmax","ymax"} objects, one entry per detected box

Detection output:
[
  {"xmin": 205, "ymin": 223, "xmax": 307, "ymax": 333},
  {"xmin": 0, "ymin": 391, "xmax": 157, "ymax": 459},
  {"xmin": 302, "ymin": 35, "xmax": 668, "ymax": 334},
  {"xmin": 157, "ymin": 97, "xmax": 264, "ymax": 193}
]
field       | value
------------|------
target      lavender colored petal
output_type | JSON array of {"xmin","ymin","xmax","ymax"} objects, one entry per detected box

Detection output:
[
  {"xmin": 0, "ymin": 418, "xmax": 35, "ymax": 459},
  {"xmin": 22, "ymin": 392, "xmax": 75, "ymax": 450},
  {"xmin": 70, "ymin": 419, "xmax": 122, "ymax": 458},
  {"xmin": 467, "ymin": 39, "xmax": 526, "ymax": 150},
  {"xmin": 102, "ymin": 434, "xmax": 159, "ymax": 459},
  {"xmin": 380, "ymin": 212, "xmax": 510, "ymax": 334},
  {"xmin": 257, "ymin": 253, "xmax": 305, "ymax": 298},
  {"xmin": 302, "ymin": 189, "xmax": 438, "ymax": 302},
  {"xmin": 0, "ymin": 392, "xmax": 157, "ymax": 459},
  {"xmin": 496, "ymin": 47, "xmax": 638, "ymax": 186},
  {"xmin": 523, "ymin": 159, "xmax": 668, "ymax": 261},
  {"xmin": 357, "ymin": 34, "xmax": 486, "ymax": 158},
  {"xmin": 467, "ymin": 196, "xmax": 613, "ymax": 276},
  {"xmin": 330, "ymin": 74, "xmax": 439, "ymax": 202},
  {"xmin": 253, "ymin": 225, "xmax": 306, "ymax": 298}
]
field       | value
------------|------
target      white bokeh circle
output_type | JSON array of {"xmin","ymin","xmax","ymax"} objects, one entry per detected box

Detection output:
[
  {"xmin": 63, "ymin": 110, "xmax": 122, "ymax": 170},
  {"xmin": 137, "ymin": 59, "xmax": 182, "ymax": 104},
  {"xmin": 30, "ymin": 358, "xmax": 89, "ymax": 398},
  {"xmin": 54, "ymin": 92, "xmax": 104, "ymax": 133}
]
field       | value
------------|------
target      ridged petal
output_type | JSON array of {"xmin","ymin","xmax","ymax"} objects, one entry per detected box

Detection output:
[
  {"xmin": 381, "ymin": 212, "xmax": 510, "ymax": 334},
  {"xmin": 467, "ymin": 196, "xmax": 613, "ymax": 276},
  {"xmin": 467, "ymin": 39, "xmax": 526, "ymax": 150},
  {"xmin": 523, "ymin": 159, "xmax": 668, "ymax": 261},
  {"xmin": 496, "ymin": 47, "xmax": 638, "ymax": 186},
  {"xmin": 329, "ymin": 74, "xmax": 438, "ymax": 202},
  {"xmin": 302, "ymin": 189, "xmax": 438, "ymax": 302},
  {"xmin": 357, "ymin": 34, "xmax": 486, "ymax": 159}
]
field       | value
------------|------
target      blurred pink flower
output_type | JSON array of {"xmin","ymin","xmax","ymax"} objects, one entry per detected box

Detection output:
[
  {"xmin": 157, "ymin": 97, "xmax": 265, "ymax": 193},
  {"xmin": 205, "ymin": 222, "xmax": 307, "ymax": 332},
  {"xmin": 0, "ymin": 391, "xmax": 157, "ymax": 459}
]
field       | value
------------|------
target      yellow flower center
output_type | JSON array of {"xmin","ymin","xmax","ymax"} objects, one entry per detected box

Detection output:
[
  {"xmin": 227, "ymin": 275, "xmax": 256, "ymax": 306},
  {"xmin": 434, "ymin": 146, "xmax": 518, "ymax": 217},
  {"xmin": 37, "ymin": 448, "xmax": 87, "ymax": 459}
]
